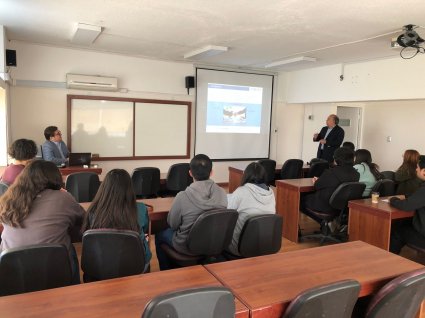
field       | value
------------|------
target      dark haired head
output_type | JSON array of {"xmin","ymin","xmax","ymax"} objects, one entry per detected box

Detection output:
[
  {"xmin": 8, "ymin": 139, "xmax": 38, "ymax": 161},
  {"xmin": 333, "ymin": 147, "xmax": 354, "ymax": 166},
  {"xmin": 0, "ymin": 160, "xmax": 63, "ymax": 227},
  {"xmin": 83, "ymin": 169, "xmax": 139, "ymax": 233},
  {"xmin": 418, "ymin": 155, "xmax": 425, "ymax": 170},
  {"xmin": 398, "ymin": 149, "xmax": 420, "ymax": 178},
  {"xmin": 44, "ymin": 126, "xmax": 58, "ymax": 140},
  {"xmin": 354, "ymin": 149, "xmax": 381, "ymax": 180},
  {"xmin": 189, "ymin": 154, "xmax": 212, "ymax": 181},
  {"xmin": 342, "ymin": 141, "xmax": 355, "ymax": 152},
  {"xmin": 241, "ymin": 162, "xmax": 267, "ymax": 186}
]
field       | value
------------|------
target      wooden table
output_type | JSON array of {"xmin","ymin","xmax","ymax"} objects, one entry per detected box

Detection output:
[
  {"xmin": 59, "ymin": 166, "xmax": 102, "ymax": 176},
  {"xmin": 0, "ymin": 265, "xmax": 249, "ymax": 318},
  {"xmin": 275, "ymin": 178, "xmax": 314, "ymax": 243},
  {"xmin": 205, "ymin": 241, "xmax": 424, "ymax": 318},
  {"xmin": 348, "ymin": 197, "xmax": 415, "ymax": 250}
]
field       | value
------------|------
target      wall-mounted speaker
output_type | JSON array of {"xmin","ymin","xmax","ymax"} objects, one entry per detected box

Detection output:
[
  {"xmin": 185, "ymin": 76, "xmax": 195, "ymax": 94},
  {"xmin": 6, "ymin": 49, "xmax": 17, "ymax": 67}
]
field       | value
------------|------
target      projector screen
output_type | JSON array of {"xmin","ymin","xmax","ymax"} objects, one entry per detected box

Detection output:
[{"xmin": 195, "ymin": 68, "xmax": 273, "ymax": 160}]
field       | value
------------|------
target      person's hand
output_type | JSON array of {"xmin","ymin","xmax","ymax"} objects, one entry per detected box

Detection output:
[
  {"xmin": 60, "ymin": 188, "xmax": 67, "ymax": 192},
  {"xmin": 313, "ymin": 133, "xmax": 319, "ymax": 139},
  {"xmin": 319, "ymin": 139, "xmax": 327, "ymax": 144},
  {"xmin": 312, "ymin": 177, "xmax": 318, "ymax": 184}
]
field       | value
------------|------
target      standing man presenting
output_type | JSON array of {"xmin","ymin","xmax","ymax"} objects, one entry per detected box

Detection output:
[
  {"xmin": 313, "ymin": 114, "xmax": 344, "ymax": 162},
  {"xmin": 42, "ymin": 126, "xmax": 69, "ymax": 166}
]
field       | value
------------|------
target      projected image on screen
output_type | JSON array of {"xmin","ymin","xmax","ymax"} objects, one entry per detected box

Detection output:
[{"xmin": 206, "ymin": 83, "xmax": 262, "ymax": 133}]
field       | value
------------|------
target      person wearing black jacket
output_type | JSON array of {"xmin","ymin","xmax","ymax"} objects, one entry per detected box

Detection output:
[
  {"xmin": 301, "ymin": 147, "xmax": 359, "ymax": 223},
  {"xmin": 389, "ymin": 155, "xmax": 425, "ymax": 254},
  {"xmin": 313, "ymin": 114, "xmax": 345, "ymax": 162}
]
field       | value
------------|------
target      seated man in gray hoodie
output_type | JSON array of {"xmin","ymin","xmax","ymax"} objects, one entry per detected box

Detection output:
[{"xmin": 155, "ymin": 154, "xmax": 227, "ymax": 270}]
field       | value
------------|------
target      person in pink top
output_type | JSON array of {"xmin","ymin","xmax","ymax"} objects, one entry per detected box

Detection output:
[{"xmin": 1, "ymin": 139, "xmax": 38, "ymax": 185}]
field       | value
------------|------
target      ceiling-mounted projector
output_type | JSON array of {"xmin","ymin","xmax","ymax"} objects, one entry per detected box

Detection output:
[{"xmin": 397, "ymin": 24, "xmax": 424, "ymax": 48}]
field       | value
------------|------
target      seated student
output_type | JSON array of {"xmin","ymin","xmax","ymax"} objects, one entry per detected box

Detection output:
[
  {"xmin": 82, "ymin": 169, "xmax": 151, "ymax": 272},
  {"xmin": 0, "ymin": 160, "xmax": 84, "ymax": 284},
  {"xmin": 389, "ymin": 155, "xmax": 425, "ymax": 254},
  {"xmin": 42, "ymin": 126, "xmax": 69, "ymax": 166},
  {"xmin": 395, "ymin": 149, "xmax": 422, "ymax": 196},
  {"xmin": 301, "ymin": 147, "xmax": 360, "ymax": 224},
  {"xmin": 226, "ymin": 162, "xmax": 275, "ymax": 256},
  {"xmin": 1, "ymin": 139, "xmax": 38, "ymax": 185},
  {"xmin": 155, "ymin": 154, "xmax": 227, "ymax": 270},
  {"xmin": 342, "ymin": 141, "xmax": 355, "ymax": 152},
  {"xmin": 353, "ymin": 149, "xmax": 381, "ymax": 197}
]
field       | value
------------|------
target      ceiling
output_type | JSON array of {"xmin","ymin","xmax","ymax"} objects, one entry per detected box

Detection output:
[{"xmin": 1, "ymin": 0, "xmax": 425, "ymax": 71}]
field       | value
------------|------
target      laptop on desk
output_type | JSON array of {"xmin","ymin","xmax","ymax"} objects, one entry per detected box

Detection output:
[{"xmin": 68, "ymin": 153, "xmax": 92, "ymax": 166}]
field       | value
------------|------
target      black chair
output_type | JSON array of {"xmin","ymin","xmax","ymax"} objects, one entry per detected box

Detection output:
[
  {"xmin": 224, "ymin": 214, "xmax": 283, "ymax": 259},
  {"xmin": 282, "ymin": 279, "xmax": 360, "ymax": 318},
  {"xmin": 380, "ymin": 170, "xmax": 395, "ymax": 181},
  {"xmin": 161, "ymin": 209, "xmax": 238, "ymax": 268},
  {"xmin": 81, "ymin": 229, "xmax": 145, "ymax": 282},
  {"xmin": 280, "ymin": 159, "xmax": 304, "ymax": 179},
  {"xmin": 164, "ymin": 163, "xmax": 193, "ymax": 196},
  {"xmin": 302, "ymin": 182, "xmax": 366, "ymax": 244},
  {"xmin": 0, "ymin": 244, "xmax": 72, "ymax": 296},
  {"xmin": 371, "ymin": 179, "xmax": 396, "ymax": 197},
  {"xmin": 65, "ymin": 172, "xmax": 100, "ymax": 202},
  {"xmin": 0, "ymin": 181, "xmax": 9, "ymax": 196},
  {"xmin": 309, "ymin": 158, "xmax": 328, "ymax": 166},
  {"xmin": 142, "ymin": 286, "xmax": 235, "ymax": 318},
  {"xmin": 306, "ymin": 161, "xmax": 329, "ymax": 178},
  {"xmin": 131, "ymin": 167, "xmax": 160, "ymax": 198},
  {"xmin": 258, "ymin": 159, "xmax": 277, "ymax": 186},
  {"xmin": 365, "ymin": 268, "xmax": 425, "ymax": 318}
]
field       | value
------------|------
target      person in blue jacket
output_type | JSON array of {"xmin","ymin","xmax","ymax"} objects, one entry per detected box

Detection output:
[
  {"xmin": 42, "ymin": 126, "xmax": 69, "ymax": 166},
  {"xmin": 82, "ymin": 169, "xmax": 151, "ymax": 272}
]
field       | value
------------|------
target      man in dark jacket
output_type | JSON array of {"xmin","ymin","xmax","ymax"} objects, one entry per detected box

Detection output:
[
  {"xmin": 389, "ymin": 155, "xmax": 425, "ymax": 254},
  {"xmin": 313, "ymin": 114, "xmax": 345, "ymax": 162},
  {"xmin": 301, "ymin": 147, "xmax": 359, "ymax": 223}
]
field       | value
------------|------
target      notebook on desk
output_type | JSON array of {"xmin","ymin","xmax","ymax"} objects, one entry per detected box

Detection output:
[{"xmin": 68, "ymin": 153, "xmax": 92, "ymax": 166}]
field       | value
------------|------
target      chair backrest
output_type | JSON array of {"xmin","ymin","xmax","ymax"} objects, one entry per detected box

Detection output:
[
  {"xmin": 0, "ymin": 244, "xmax": 72, "ymax": 296},
  {"xmin": 166, "ymin": 163, "xmax": 193, "ymax": 192},
  {"xmin": 371, "ymin": 179, "xmax": 396, "ymax": 197},
  {"xmin": 65, "ymin": 172, "xmax": 100, "ymax": 203},
  {"xmin": 187, "ymin": 209, "xmax": 238, "ymax": 256},
  {"xmin": 257, "ymin": 159, "xmax": 277, "ymax": 185},
  {"xmin": 282, "ymin": 279, "xmax": 361, "ymax": 318},
  {"xmin": 81, "ymin": 229, "xmax": 145, "ymax": 282},
  {"xmin": 329, "ymin": 182, "xmax": 366, "ymax": 211},
  {"xmin": 365, "ymin": 268, "xmax": 425, "ymax": 318},
  {"xmin": 142, "ymin": 286, "xmax": 235, "ymax": 318},
  {"xmin": 131, "ymin": 167, "xmax": 160, "ymax": 198},
  {"xmin": 307, "ymin": 161, "xmax": 329, "ymax": 178},
  {"xmin": 309, "ymin": 158, "xmax": 328, "ymax": 166},
  {"xmin": 280, "ymin": 159, "xmax": 304, "ymax": 179},
  {"xmin": 0, "ymin": 181, "xmax": 9, "ymax": 196},
  {"xmin": 380, "ymin": 170, "xmax": 395, "ymax": 181},
  {"xmin": 238, "ymin": 214, "xmax": 283, "ymax": 257}
]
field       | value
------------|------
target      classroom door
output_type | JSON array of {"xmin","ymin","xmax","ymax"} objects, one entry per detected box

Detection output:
[{"xmin": 336, "ymin": 106, "xmax": 362, "ymax": 149}]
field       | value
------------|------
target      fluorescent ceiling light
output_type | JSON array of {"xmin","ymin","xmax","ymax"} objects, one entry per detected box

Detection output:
[
  {"xmin": 184, "ymin": 45, "xmax": 228, "ymax": 59},
  {"xmin": 72, "ymin": 23, "xmax": 102, "ymax": 45},
  {"xmin": 265, "ymin": 56, "xmax": 317, "ymax": 68}
]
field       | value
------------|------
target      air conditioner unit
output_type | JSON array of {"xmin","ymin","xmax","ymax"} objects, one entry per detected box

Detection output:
[{"xmin": 66, "ymin": 74, "xmax": 118, "ymax": 91}]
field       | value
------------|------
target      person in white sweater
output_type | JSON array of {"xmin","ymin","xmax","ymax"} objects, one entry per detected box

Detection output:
[{"xmin": 227, "ymin": 162, "xmax": 276, "ymax": 256}]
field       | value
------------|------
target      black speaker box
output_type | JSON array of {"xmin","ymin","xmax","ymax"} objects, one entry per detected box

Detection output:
[
  {"xmin": 6, "ymin": 50, "xmax": 17, "ymax": 67},
  {"xmin": 185, "ymin": 76, "xmax": 195, "ymax": 89}
]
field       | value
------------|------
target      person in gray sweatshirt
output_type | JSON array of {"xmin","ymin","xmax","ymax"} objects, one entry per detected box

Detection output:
[
  {"xmin": 226, "ymin": 162, "xmax": 276, "ymax": 256},
  {"xmin": 155, "ymin": 154, "xmax": 227, "ymax": 270}
]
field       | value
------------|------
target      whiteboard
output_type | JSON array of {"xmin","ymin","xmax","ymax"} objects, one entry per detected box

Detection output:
[{"xmin": 68, "ymin": 95, "xmax": 191, "ymax": 159}]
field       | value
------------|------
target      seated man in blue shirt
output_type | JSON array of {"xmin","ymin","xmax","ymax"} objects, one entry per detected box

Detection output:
[{"xmin": 42, "ymin": 126, "xmax": 69, "ymax": 166}]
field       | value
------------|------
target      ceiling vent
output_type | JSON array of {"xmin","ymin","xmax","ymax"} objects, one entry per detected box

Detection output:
[{"xmin": 66, "ymin": 74, "xmax": 118, "ymax": 91}]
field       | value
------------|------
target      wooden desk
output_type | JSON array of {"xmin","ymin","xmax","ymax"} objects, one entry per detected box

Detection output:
[
  {"xmin": 0, "ymin": 265, "xmax": 249, "ymax": 318},
  {"xmin": 275, "ymin": 178, "xmax": 314, "ymax": 243},
  {"xmin": 348, "ymin": 197, "xmax": 414, "ymax": 250},
  {"xmin": 228, "ymin": 163, "xmax": 309, "ymax": 193},
  {"xmin": 60, "ymin": 166, "xmax": 102, "ymax": 176},
  {"xmin": 205, "ymin": 241, "xmax": 424, "ymax": 318}
]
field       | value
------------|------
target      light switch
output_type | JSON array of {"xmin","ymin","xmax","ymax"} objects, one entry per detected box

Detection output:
[{"xmin": 387, "ymin": 136, "xmax": 392, "ymax": 142}]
